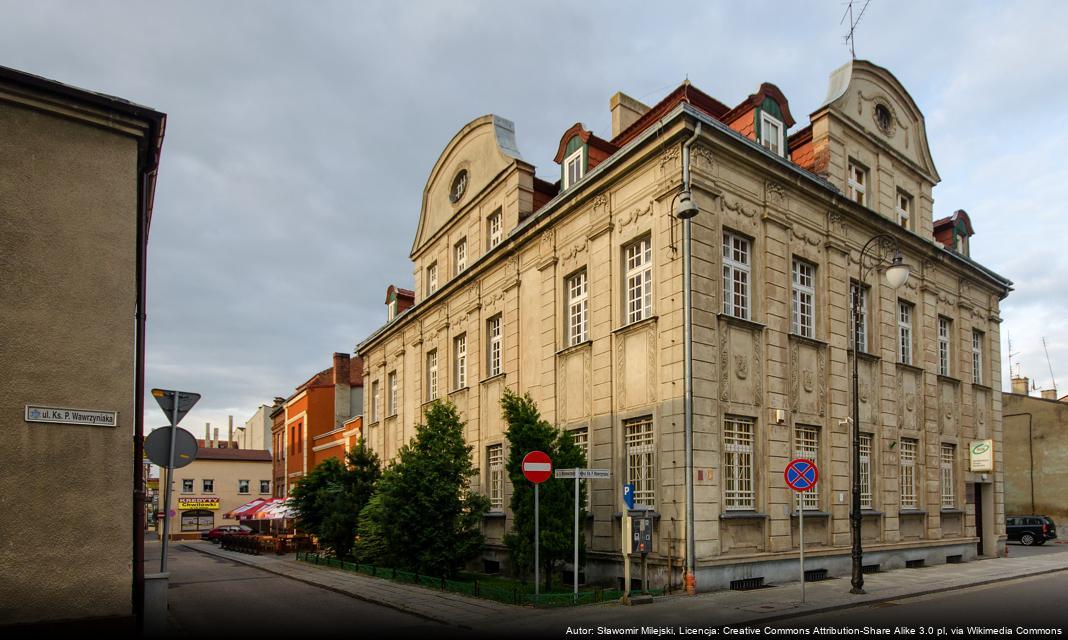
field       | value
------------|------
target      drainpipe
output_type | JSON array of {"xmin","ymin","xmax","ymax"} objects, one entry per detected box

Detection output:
[
  {"xmin": 681, "ymin": 121, "xmax": 702, "ymax": 594},
  {"xmin": 132, "ymin": 166, "xmax": 152, "ymax": 629}
]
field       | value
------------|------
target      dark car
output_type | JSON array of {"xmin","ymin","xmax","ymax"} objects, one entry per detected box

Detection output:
[
  {"xmin": 202, "ymin": 524, "xmax": 254, "ymax": 542},
  {"xmin": 1006, "ymin": 515, "xmax": 1057, "ymax": 546}
]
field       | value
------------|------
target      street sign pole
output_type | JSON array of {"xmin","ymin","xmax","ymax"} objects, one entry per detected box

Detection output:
[
  {"xmin": 799, "ymin": 489, "xmax": 805, "ymax": 604},
  {"xmin": 160, "ymin": 399, "xmax": 179, "ymax": 573},
  {"xmin": 534, "ymin": 482, "xmax": 539, "ymax": 598},
  {"xmin": 574, "ymin": 475, "xmax": 579, "ymax": 598},
  {"xmin": 785, "ymin": 458, "xmax": 818, "ymax": 606}
]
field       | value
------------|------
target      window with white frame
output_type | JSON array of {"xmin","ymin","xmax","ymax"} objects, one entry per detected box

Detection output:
[
  {"xmin": 238, "ymin": 479, "xmax": 250, "ymax": 494},
  {"xmin": 859, "ymin": 433, "xmax": 873, "ymax": 509},
  {"xmin": 624, "ymin": 237, "xmax": 652, "ymax": 324},
  {"xmin": 260, "ymin": 480, "xmax": 270, "ymax": 494},
  {"xmin": 426, "ymin": 350, "xmax": 438, "ymax": 402},
  {"xmin": 624, "ymin": 416, "xmax": 655, "ymax": 508},
  {"xmin": 388, "ymin": 297, "xmax": 397, "ymax": 321},
  {"xmin": 723, "ymin": 231, "xmax": 751, "ymax": 319},
  {"xmin": 848, "ymin": 160, "xmax": 868, "ymax": 207},
  {"xmin": 972, "ymin": 330, "xmax": 984, "ymax": 385},
  {"xmin": 426, "ymin": 262, "xmax": 438, "ymax": 294},
  {"xmin": 453, "ymin": 334, "xmax": 467, "ymax": 389},
  {"xmin": 759, "ymin": 111, "xmax": 784, "ymax": 156},
  {"xmin": 791, "ymin": 258, "xmax": 815, "ymax": 338},
  {"xmin": 454, "ymin": 238, "xmax": 467, "ymax": 275},
  {"xmin": 370, "ymin": 380, "xmax": 381, "ymax": 422},
  {"xmin": 941, "ymin": 444, "xmax": 956, "ymax": 508},
  {"xmin": 387, "ymin": 370, "xmax": 397, "ymax": 415},
  {"xmin": 487, "ymin": 210, "xmax": 502, "ymax": 250},
  {"xmin": 567, "ymin": 269, "xmax": 589, "ymax": 345},
  {"xmin": 487, "ymin": 315, "xmax": 502, "ymax": 377},
  {"xmin": 898, "ymin": 301, "xmax": 913, "ymax": 365},
  {"xmin": 563, "ymin": 147, "xmax": 584, "ymax": 189},
  {"xmin": 724, "ymin": 416, "xmax": 754, "ymax": 510},
  {"xmin": 202, "ymin": 479, "xmax": 214, "ymax": 493},
  {"xmin": 182, "ymin": 479, "xmax": 193, "ymax": 493},
  {"xmin": 938, "ymin": 317, "xmax": 951, "ymax": 377},
  {"xmin": 897, "ymin": 190, "xmax": 912, "ymax": 229},
  {"xmin": 487, "ymin": 444, "xmax": 504, "ymax": 511},
  {"xmin": 571, "ymin": 426, "xmax": 591, "ymax": 509},
  {"xmin": 794, "ymin": 425, "xmax": 819, "ymax": 509},
  {"xmin": 850, "ymin": 282, "xmax": 869, "ymax": 352},
  {"xmin": 900, "ymin": 438, "xmax": 918, "ymax": 509}
]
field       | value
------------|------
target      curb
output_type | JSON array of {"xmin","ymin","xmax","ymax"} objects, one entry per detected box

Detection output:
[{"xmin": 181, "ymin": 543, "xmax": 468, "ymax": 628}]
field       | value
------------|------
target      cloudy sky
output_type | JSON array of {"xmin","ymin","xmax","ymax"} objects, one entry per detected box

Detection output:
[{"xmin": 3, "ymin": 0, "xmax": 1066, "ymax": 435}]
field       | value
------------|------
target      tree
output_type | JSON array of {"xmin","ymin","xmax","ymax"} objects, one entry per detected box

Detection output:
[
  {"xmin": 359, "ymin": 401, "xmax": 489, "ymax": 576},
  {"xmin": 289, "ymin": 439, "xmax": 380, "ymax": 559},
  {"xmin": 501, "ymin": 390, "xmax": 586, "ymax": 592}
]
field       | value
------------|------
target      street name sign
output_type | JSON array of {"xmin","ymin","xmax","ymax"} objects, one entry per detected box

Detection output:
[
  {"xmin": 25, "ymin": 405, "xmax": 117, "ymax": 427},
  {"xmin": 554, "ymin": 468, "xmax": 610, "ymax": 479}
]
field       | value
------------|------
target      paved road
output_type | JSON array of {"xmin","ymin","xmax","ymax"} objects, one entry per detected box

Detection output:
[
  {"xmin": 769, "ymin": 570, "xmax": 1068, "ymax": 628},
  {"xmin": 146, "ymin": 541, "xmax": 446, "ymax": 637},
  {"xmin": 1006, "ymin": 539, "xmax": 1068, "ymax": 558}
]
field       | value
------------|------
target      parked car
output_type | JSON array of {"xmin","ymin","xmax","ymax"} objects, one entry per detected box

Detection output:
[
  {"xmin": 202, "ymin": 524, "xmax": 254, "ymax": 542},
  {"xmin": 1006, "ymin": 515, "xmax": 1058, "ymax": 546}
]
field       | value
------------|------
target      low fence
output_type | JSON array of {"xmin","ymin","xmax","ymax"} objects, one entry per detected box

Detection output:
[{"xmin": 296, "ymin": 552, "xmax": 663, "ymax": 607}]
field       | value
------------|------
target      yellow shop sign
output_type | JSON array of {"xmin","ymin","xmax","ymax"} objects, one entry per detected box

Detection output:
[{"xmin": 178, "ymin": 497, "xmax": 220, "ymax": 510}]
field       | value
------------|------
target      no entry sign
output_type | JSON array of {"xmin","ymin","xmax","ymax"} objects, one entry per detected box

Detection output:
[
  {"xmin": 784, "ymin": 458, "xmax": 819, "ymax": 492},
  {"xmin": 522, "ymin": 450, "xmax": 552, "ymax": 484}
]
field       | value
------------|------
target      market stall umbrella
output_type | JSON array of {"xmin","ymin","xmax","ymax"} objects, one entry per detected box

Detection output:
[{"xmin": 223, "ymin": 498, "xmax": 266, "ymax": 520}]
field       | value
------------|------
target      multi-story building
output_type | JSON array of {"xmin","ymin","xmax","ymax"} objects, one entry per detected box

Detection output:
[
  {"xmin": 1004, "ymin": 376, "xmax": 1068, "ymax": 524},
  {"xmin": 240, "ymin": 399, "xmax": 282, "ymax": 451},
  {"xmin": 0, "ymin": 65, "xmax": 165, "ymax": 627},
  {"xmin": 356, "ymin": 60, "xmax": 1011, "ymax": 590},
  {"xmin": 271, "ymin": 352, "xmax": 364, "ymax": 496}
]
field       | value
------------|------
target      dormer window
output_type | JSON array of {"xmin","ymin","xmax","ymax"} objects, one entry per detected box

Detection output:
[
  {"xmin": 387, "ymin": 297, "xmax": 397, "ymax": 321},
  {"xmin": 759, "ymin": 111, "xmax": 784, "ymax": 156},
  {"xmin": 563, "ymin": 146, "xmax": 584, "ymax": 189}
]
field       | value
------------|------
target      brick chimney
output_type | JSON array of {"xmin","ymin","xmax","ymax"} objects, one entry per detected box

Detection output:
[
  {"xmin": 1041, "ymin": 388, "xmax": 1058, "ymax": 401},
  {"xmin": 333, "ymin": 352, "xmax": 352, "ymax": 429},
  {"xmin": 610, "ymin": 92, "xmax": 650, "ymax": 138},
  {"xmin": 333, "ymin": 352, "xmax": 351, "ymax": 386},
  {"xmin": 1011, "ymin": 376, "xmax": 1029, "ymax": 395}
]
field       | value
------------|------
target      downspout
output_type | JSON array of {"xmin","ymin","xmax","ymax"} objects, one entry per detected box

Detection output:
[
  {"xmin": 681, "ymin": 121, "xmax": 702, "ymax": 594},
  {"xmin": 132, "ymin": 164, "xmax": 151, "ymax": 629},
  {"xmin": 1004, "ymin": 412, "xmax": 1034, "ymax": 513}
]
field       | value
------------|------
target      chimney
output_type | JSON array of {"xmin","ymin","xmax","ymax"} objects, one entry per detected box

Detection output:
[
  {"xmin": 273, "ymin": 396, "xmax": 285, "ymax": 407},
  {"xmin": 213, "ymin": 427, "xmax": 220, "ymax": 449},
  {"xmin": 333, "ymin": 352, "xmax": 351, "ymax": 386},
  {"xmin": 205, "ymin": 423, "xmax": 210, "ymax": 447},
  {"xmin": 1011, "ymin": 376, "xmax": 1030, "ymax": 395},
  {"xmin": 610, "ymin": 92, "xmax": 650, "ymax": 138},
  {"xmin": 1041, "ymin": 388, "xmax": 1058, "ymax": 401},
  {"xmin": 228, "ymin": 415, "xmax": 234, "ymax": 449}
]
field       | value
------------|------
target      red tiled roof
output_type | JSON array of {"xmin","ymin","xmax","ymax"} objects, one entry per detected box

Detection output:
[
  {"xmin": 196, "ymin": 448, "xmax": 272, "ymax": 462},
  {"xmin": 721, "ymin": 82, "xmax": 796, "ymax": 129},
  {"xmin": 611, "ymin": 82, "xmax": 730, "ymax": 148}
]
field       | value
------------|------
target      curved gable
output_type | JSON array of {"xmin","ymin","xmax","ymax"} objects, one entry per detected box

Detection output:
[
  {"xmin": 821, "ymin": 60, "xmax": 940, "ymax": 183},
  {"xmin": 410, "ymin": 114, "xmax": 523, "ymax": 258}
]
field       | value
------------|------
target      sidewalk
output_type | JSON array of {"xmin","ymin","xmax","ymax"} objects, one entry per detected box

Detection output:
[{"xmin": 185, "ymin": 541, "xmax": 1068, "ymax": 632}]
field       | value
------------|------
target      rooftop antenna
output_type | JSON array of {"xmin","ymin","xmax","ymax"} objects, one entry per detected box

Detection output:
[
  {"xmin": 1007, "ymin": 332, "xmax": 1020, "ymax": 377},
  {"xmin": 841, "ymin": 0, "xmax": 873, "ymax": 60},
  {"xmin": 1042, "ymin": 336, "xmax": 1057, "ymax": 392}
]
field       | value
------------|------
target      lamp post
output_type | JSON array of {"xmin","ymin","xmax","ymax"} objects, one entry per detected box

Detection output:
[{"xmin": 850, "ymin": 234, "xmax": 910, "ymax": 594}]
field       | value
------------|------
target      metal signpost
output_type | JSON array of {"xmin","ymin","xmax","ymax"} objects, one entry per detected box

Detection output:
[
  {"xmin": 151, "ymin": 388, "xmax": 200, "ymax": 573},
  {"xmin": 784, "ymin": 458, "xmax": 819, "ymax": 604},
  {"xmin": 522, "ymin": 451, "xmax": 552, "ymax": 597},
  {"xmin": 555, "ymin": 467, "xmax": 610, "ymax": 597}
]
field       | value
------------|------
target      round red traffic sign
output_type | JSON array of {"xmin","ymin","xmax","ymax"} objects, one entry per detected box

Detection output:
[
  {"xmin": 522, "ymin": 450, "xmax": 552, "ymax": 484},
  {"xmin": 784, "ymin": 458, "xmax": 819, "ymax": 492}
]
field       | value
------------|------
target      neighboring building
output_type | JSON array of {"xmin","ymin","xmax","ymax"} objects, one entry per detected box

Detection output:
[
  {"xmin": 270, "ymin": 401, "xmax": 287, "ymax": 497},
  {"xmin": 0, "ymin": 66, "xmax": 165, "ymax": 626},
  {"xmin": 240, "ymin": 398, "xmax": 282, "ymax": 451},
  {"xmin": 158, "ymin": 442, "xmax": 273, "ymax": 539},
  {"xmin": 356, "ymin": 60, "xmax": 1011, "ymax": 590},
  {"xmin": 272, "ymin": 353, "xmax": 364, "ymax": 495},
  {"xmin": 1004, "ymin": 377, "xmax": 1068, "ymax": 524}
]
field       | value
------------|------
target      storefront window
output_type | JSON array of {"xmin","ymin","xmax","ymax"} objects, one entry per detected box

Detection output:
[{"xmin": 180, "ymin": 509, "xmax": 214, "ymax": 532}]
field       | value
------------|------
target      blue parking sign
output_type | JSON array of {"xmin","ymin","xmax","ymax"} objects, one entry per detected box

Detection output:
[{"xmin": 623, "ymin": 483, "xmax": 635, "ymax": 510}]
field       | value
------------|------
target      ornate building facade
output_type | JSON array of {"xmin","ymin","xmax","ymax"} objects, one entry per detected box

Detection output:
[{"xmin": 356, "ymin": 60, "xmax": 1011, "ymax": 590}]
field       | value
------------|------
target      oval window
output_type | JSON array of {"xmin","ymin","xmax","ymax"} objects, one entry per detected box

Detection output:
[
  {"xmin": 875, "ymin": 104, "xmax": 892, "ymax": 134},
  {"xmin": 449, "ymin": 169, "xmax": 468, "ymax": 204}
]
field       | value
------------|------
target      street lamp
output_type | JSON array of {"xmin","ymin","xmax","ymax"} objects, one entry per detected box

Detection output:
[{"xmin": 850, "ymin": 234, "xmax": 910, "ymax": 594}]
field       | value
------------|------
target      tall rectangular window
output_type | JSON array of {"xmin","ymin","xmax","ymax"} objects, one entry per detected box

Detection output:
[
  {"xmin": 624, "ymin": 237, "xmax": 652, "ymax": 324},
  {"xmin": 454, "ymin": 238, "xmax": 467, "ymax": 275},
  {"xmin": 571, "ymin": 426, "xmax": 591, "ymax": 509},
  {"xmin": 182, "ymin": 479, "xmax": 193, "ymax": 493},
  {"xmin": 370, "ymin": 380, "xmax": 381, "ymax": 422},
  {"xmin": 487, "ymin": 315, "xmax": 502, "ymax": 377},
  {"xmin": 387, "ymin": 371, "xmax": 398, "ymax": 415},
  {"xmin": 453, "ymin": 334, "xmax": 467, "ymax": 389},
  {"xmin": 898, "ymin": 301, "xmax": 913, "ymax": 365},
  {"xmin": 238, "ymin": 479, "xmax": 250, "ymax": 494},
  {"xmin": 794, "ymin": 425, "xmax": 819, "ymax": 509},
  {"xmin": 941, "ymin": 444, "xmax": 956, "ymax": 508},
  {"xmin": 487, "ymin": 444, "xmax": 504, "ymax": 511},
  {"xmin": 723, "ymin": 231, "xmax": 751, "ymax": 320},
  {"xmin": 759, "ymin": 112, "xmax": 783, "ymax": 155},
  {"xmin": 848, "ymin": 160, "xmax": 867, "ymax": 207},
  {"xmin": 859, "ymin": 433, "xmax": 873, "ymax": 510},
  {"xmin": 791, "ymin": 258, "xmax": 815, "ymax": 338},
  {"xmin": 724, "ymin": 416, "xmax": 754, "ymax": 510},
  {"xmin": 260, "ymin": 480, "xmax": 270, "ymax": 494},
  {"xmin": 426, "ymin": 262, "xmax": 438, "ymax": 294},
  {"xmin": 897, "ymin": 190, "xmax": 913, "ymax": 229},
  {"xmin": 202, "ymin": 479, "xmax": 214, "ymax": 493},
  {"xmin": 900, "ymin": 438, "xmax": 918, "ymax": 509},
  {"xmin": 972, "ymin": 330, "xmax": 984, "ymax": 385},
  {"xmin": 426, "ymin": 350, "xmax": 438, "ymax": 402},
  {"xmin": 938, "ymin": 317, "xmax": 951, "ymax": 376},
  {"xmin": 563, "ymin": 148, "xmax": 584, "ymax": 189},
  {"xmin": 850, "ymin": 282, "xmax": 868, "ymax": 352},
  {"xmin": 624, "ymin": 416, "xmax": 655, "ymax": 508},
  {"xmin": 567, "ymin": 269, "xmax": 589, "ymax": 345},
  {"xmin": 487, "ymin": 210, "xmax": 502, "ymax": 250}
]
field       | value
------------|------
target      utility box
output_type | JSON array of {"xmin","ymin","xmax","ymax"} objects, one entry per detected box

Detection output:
[{"xmin": 630, "ymin": 513, "xmax": 653, "ymax": 555}]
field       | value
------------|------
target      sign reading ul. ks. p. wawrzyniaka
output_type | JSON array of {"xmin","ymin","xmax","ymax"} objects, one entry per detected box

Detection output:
[{"xmin": 25, "ymin": 405, "xmax": 118, "ymax": 427}]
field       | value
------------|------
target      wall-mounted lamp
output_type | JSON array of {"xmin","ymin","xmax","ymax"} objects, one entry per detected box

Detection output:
[
  {"xmin": 674, "ymin": 189, "xmax": 699, "ymax": 219},
  {"xmin": 771, "ymin": 408, "xmax": 786, "ymax": 425}
]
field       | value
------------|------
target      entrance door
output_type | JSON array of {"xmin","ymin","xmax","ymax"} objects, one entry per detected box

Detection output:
[{"xmin": 974, "ymin": 484, "xmax": 985, "ymax": 556}]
